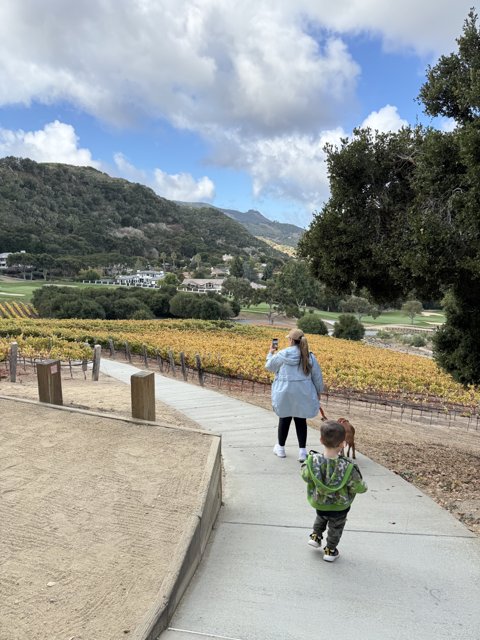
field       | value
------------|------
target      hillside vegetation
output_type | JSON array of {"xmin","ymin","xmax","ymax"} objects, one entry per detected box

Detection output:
[
  {"xmin": 178, "ymin": 202, "xmax": 303, "ymax": 247},
  {"xmin": 0, "ymin": 157, "xmax": 282, "ymax": 264}
]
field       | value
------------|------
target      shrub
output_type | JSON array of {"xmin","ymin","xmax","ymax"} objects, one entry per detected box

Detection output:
[
  {"xmin": 297, "ymin": 314, "xmax": 329, "ymax": 335},
  {"xmin": 410, "ymin": 335, "xmax": 427, "ymax": 348},
  {"xmin": 376, "ymin": 329, "xmax": 393, "ymax": 339},
  {"xmin": 333, "ymin": 314, "xmax": 365, "ymax": 341}
]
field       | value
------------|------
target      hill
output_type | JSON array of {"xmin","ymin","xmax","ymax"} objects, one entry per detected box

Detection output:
[
  {"xmin": 177, "ymin": 202, "xmax": 304, "ymax": 248},
  {"xmin": 0, "ymin": 157, "xmax": 285, "ymax": 264}
]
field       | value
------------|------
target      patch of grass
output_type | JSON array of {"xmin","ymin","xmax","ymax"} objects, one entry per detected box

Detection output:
[
  {"xmin": 0, "ymin": 278, "xmax": 82, "ymax": 302},
  {"xmin": 239, "ymin": 304, "xmax": 445, "ymax": 329}
]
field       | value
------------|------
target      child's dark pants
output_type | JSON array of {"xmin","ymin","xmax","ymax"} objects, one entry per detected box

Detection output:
[{"xmin": 313, "ymin": 509, "xmax": 349, "ymax": 550}]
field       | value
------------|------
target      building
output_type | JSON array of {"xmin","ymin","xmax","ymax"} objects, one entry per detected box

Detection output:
[{"xmin": 178, "ymin": 278, "xmax": 225, "ymax": 293}]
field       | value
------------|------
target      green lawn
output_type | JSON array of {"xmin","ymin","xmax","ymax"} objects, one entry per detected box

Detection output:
[
  {"xmin": 241, "ymin": 304, "xmax": 445, "ymax": 329},
  {"xmin": 0, "ymin": 278, "xmax": 83, "ymax": 302}
]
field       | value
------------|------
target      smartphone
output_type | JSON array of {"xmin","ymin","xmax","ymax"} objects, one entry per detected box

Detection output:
[{"xmin": 272, "ymin": 338, "xmax": 279, "ymax": 350}]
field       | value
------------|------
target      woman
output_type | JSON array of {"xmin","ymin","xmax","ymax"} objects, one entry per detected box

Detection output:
[{"xmin": 265, "ymin": 328, "xmax": 323, "ymax": 462}]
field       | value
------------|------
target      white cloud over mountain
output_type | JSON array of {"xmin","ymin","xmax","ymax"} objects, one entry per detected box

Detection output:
[
  {"xmin": 0, "ymin": 121, "xmax": 100, "ymax": 167},
  {"xmin": 0, "ymin": 1, "xmax": 473, "ymax": 215}
]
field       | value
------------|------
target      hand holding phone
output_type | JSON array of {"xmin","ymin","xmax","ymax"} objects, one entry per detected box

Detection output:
[{"xmin": 272, "ymin": 338, "xmax": 279, "ymax": 350}]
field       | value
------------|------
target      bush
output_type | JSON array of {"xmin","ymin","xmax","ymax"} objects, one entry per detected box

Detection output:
[
  {"xmin": 410, "ymin": 335, "xmax": 427, "ymax": 347},
  {"xmin": 376, "ymin": 329, "xmax": 393, "ymax": 339},
  {"xmin": 333, "ymin": 314, "xmax": 365, "ymax": 341},
  {"xmin": 297, "ymin": 314, "xmax": 329, "ymax": 335}
]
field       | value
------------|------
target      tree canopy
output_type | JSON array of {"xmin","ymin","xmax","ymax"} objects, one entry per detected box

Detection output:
[{"xmin": 298, "ymin": 9, "xmax": 480, "ymax": 384}]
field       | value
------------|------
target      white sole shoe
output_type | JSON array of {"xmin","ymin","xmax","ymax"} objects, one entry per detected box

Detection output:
[
  {"xmin": 273, "ymin": 444, "xmax": 286, "ymax": 458},
  {"xmin": 298, "ymin": 448, "xmax": 307, "ymax": 462}
]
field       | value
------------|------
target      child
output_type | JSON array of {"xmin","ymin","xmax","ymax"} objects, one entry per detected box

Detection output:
[{"xmin": 300, "ymin": 420, "xmax": 367, "ymax": 562}]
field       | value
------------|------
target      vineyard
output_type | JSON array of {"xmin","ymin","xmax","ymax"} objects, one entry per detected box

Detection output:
[
  {"xmin": 0, "ymin": 300, "xmax": 38, "ymax": 319},
  {"xmin": 1, "ymin": 317, "xmax": 480, "ymax": 412}
]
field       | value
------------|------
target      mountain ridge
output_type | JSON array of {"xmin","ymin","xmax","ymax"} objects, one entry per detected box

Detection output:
[
  {"xmin": 176, "ymin": 201, "xmax": 304, "ymax": 248},
  {"xmin": 0, "ymin": 157, "xmax": 286, "ymax": 265}
]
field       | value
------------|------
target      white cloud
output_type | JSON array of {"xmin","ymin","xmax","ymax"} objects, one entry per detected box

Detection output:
[
  {"xmin": 439, "ymin": 118, "xmax": 457, "ymax": 133},
  {"xmin": 360, "ymin": 105, "xmax": 408, "ymax": 133},
  {"xmin": 0, "ymin": 120, "xmax": 100, "ymax": 167},
  {"xmin": 0, "ymin": 1, "xmax": 473, "ymax": 222},
  {"xmin": 113, "ymin": 152, "xmax": 216, "ymax": 202},
  {"xmin": 153, "ymin": 169, "xmax": 215, "ymax": 202},
  {"xmin": 214, "ymin": 127, "xmax": 345, "ymax": 212}
]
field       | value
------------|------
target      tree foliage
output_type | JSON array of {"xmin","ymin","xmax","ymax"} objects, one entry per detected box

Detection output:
[
  {"xmin": 299, "ymin": 10, "xmax": 480, "ymax": 383},
  {"xmin": 0, "ymin": 157, "xmax": 284, "ymax": 276},
  {"xmin": 333, "ymin": 314, "xmax": 365, "ymax": 341},
  {"xmin": 297, "ymin": 314, "xmax": 329, "ymax": 335}
]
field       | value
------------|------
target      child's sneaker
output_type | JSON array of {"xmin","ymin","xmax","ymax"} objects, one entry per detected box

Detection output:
[
  {"xmin": 323, "ymin": 547, "xmax": 340, "ymax": 562},
  {"xmin": 273, "ymin": 444, "xmax": 286, "ymax": 458},
  {"xmin": 298, "ymin": 448, "xmax": 307, "ymax": 462},
  {"xmin": 308, "ymin": 533, "xmax": 321, "ymax": 548}
]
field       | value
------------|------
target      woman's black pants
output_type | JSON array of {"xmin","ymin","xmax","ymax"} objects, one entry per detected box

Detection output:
[{"xmin": 278, "ymin": 416, "xmax": 307, "ymax": 448}]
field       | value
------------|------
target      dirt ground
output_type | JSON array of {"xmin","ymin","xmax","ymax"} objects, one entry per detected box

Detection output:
[{"xmin": 0, "ymin": 373, "xmax": 214, "ymax": 640}]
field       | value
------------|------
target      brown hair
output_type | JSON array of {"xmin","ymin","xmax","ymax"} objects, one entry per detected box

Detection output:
[
  {"xmin": 288, "ymin": 329, "xmax": 312, "ymax": 375},
  {"xmin": 320, "ymin": 421, "xmax": 346, "ymax": 448}
]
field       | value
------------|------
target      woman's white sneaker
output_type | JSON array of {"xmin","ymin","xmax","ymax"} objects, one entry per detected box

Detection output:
[
  {"xmin": 298, "ymin": 448, "xmax": 307, "ymax": 462},
  {"xmin": 273, "ymin": 444, "xmax": 286, "ymax": 458}
]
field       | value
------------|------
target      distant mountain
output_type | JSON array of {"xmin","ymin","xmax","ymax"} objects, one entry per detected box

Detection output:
[
  {"xmin": 0, "ymin": 157, "xmax": 286, "ymax": 264},
  {"xmin": 177, "ymin": 202, "xmax": 304, "ymax": 248}
]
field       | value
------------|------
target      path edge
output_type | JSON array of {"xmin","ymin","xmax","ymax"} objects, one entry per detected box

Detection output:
[{"xmin": 132, "ymin": 434, "xmax": 222, "ymax": 640}]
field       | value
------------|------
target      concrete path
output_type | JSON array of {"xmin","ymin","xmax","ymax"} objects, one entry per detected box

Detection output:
[{"xmin": 100, "ymin": 360, "xmax": 480, "ymax": 640}]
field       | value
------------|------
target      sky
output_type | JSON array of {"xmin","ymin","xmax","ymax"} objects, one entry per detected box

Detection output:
[{"xmin": 0, "ymin": 1, "xmax": 474, "ymax": 228}]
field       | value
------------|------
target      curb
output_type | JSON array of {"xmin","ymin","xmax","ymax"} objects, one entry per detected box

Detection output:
[{"xmin": 132, "ymin": 436, "xmax": 222, "ymax": 640}]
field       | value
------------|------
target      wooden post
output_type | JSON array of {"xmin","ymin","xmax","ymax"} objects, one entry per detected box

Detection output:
[
  {"xmin": 92, "ymin": 345, "xmax": 101, "ymax": 381},
  {"xmin": 131, "ymin": 371, "xmax": 155, "ymax": 421},
  {"xmin": 37, "ymin": 359, "xmax": 63, "ymax": 406},
  {"xmin": 108, "ymin": 339, "xmax": 116, "ymax": 358},
  {"xmin": 125, "ymin": 341, "xmax": 131, "ymax": 362},
  {"xmin": 180, "ymin": 351, "xmax": 188, "ymax": 380},
  {"xmin": 195, "ymin": 354, "xmax": 204, "ymax": 386},
  {"xmin": 156, "ymin": 350, "xmax": 163, "ymax": 372},
  {"xmin": 168, "ymin": 350, "xmax": 176, "ymax": 376},
  {"xmin": 9, "ymin": 341, "xmax": 18, "ymax": 383},
  {"xmin": 142, "ymin": 345, "xmax": 149, "ymax": 368}
]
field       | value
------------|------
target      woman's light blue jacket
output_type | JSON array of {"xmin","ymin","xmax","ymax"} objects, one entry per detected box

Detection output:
[{"xmin": 265, "ymin": 346, "xmax": 323, "ymax": 419}]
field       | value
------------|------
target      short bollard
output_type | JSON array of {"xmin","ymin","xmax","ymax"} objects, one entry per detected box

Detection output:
[
  {"xmin": 37, "ymin": 359, "xmax": 63, "ymax": 406},
  {"xmin": 131, "ymin": 371, "xmax": 156, "ymax": 422}
]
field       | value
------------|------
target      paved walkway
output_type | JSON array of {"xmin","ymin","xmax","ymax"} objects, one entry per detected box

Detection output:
[{"xmin": 100, "ymin": 360, "xmax": 480, "ymax": 640}]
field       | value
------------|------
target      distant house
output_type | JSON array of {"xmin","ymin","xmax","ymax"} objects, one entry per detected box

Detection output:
[
  {"xmin": 178, "ymin": 278, "xmax": 225, "ymax": 293},
  {"xmin": 0, "ymin": 250, "xmax": 26, "ymax": 270},
  {"xmin": 222, "ymin": 254, "xmax": 233, "ymax": 262},
  {"xmin": 179, "ymin": 278, "xmax": 265, "ymax": 294},
  {"xmin": 210, "ymin": 266, "xmax": 229, "ymax": 278},
  {"xmin": 115, "ymin": 270, "xmax": 165, "ymax": 286}
]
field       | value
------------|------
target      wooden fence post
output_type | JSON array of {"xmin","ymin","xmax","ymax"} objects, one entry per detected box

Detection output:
[
  {"xmin": 37, "ymin": 359, "xmax": 63, "ymax": 406},
  {"xmin": 108, "ymin": 339, "xmax": 116, "ymax": 358},
  {"xmin": 180, "ymin": 352, "xmax": 188, "ymax": 381},
  {"xmin": 131, "ymin": 371, "xmax": 156, "ymax": 421},
  {"xmin": 142, "ymin": 345, "xmax": 149, "ymax": 368},
  {"xmin": 168, "ymin": 350, "xmax": 176, "ymax": 376},
  {"xmin": 195, "ymin": 354, "xmax": 204, "ymax": 386},
  {"xmin": 92, "ymin": 345, "xmax": 101, "ymax": 381},
  {"xmin": 156, "ymin": 350, "xmax": 163, "ymax": 372},
  {"xmin": 9, "ymin": 341, "xmax": 18, "ymax": 383},
  {"xmin": 125, "ymin": 341, "xmax": 132, "ymax": 362}
]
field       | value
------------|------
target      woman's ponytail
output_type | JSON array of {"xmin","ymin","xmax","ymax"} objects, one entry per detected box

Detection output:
[{"xmin": 299, "ymin": 336, "xmax": 312, "ymax": 375}]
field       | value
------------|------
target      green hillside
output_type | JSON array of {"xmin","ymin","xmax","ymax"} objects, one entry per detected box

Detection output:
[
  {"xmin": 178, "ymin": 202, "xmax": 304, "ymax": 247},
  {"xmin": 0, "ymin": 157, "xmax": 284, "ymax": 264}
]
